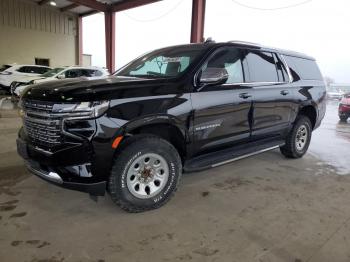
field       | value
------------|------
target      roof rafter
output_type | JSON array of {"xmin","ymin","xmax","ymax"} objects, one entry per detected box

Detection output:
[
  {"xmin": 60, "ymin": 3, "xmax": 79, "ymax": 12},
  {"xmin": 67, "ymin": 0, "xmax": 109, "ymax": 12},
  {"xmin": 112, "ymin": 0, "xmax": 161, "ymax": 12}
]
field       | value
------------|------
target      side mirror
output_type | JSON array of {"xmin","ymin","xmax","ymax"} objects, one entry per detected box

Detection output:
[
  {"xmin": 199, "ymin": 68, "xmax": 228, "ymax": 86},
  {"xmin": 57, "ymin": 74, "xmax": 65, "ymax": 79}
]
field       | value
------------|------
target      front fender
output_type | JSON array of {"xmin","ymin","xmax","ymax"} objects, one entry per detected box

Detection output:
[{"xmin": 122, "ymin": 114, "xmax": 188, "ymax": 140}]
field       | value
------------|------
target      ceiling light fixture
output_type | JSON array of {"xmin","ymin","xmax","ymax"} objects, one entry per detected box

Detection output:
[{"xmin": 49, "ymin": 1, "xmax": 57, "ymax": 6}]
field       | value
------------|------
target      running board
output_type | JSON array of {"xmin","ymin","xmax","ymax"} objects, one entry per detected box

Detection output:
[{"xmin": 184, "ymin": 139, "xmax": 285, "ymax": 172}]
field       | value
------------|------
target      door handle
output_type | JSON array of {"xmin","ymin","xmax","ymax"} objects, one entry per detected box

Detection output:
[
  {"xmin": 239, "ymin": 93, "xmax": 252, "ymax": 99},
  {"xmin": 280, "ymin": 90, "xmax": 289, "ymax": 96}
]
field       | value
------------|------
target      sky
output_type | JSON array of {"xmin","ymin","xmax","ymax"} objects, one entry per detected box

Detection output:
[{"xmin": 83, "ymin": 0, "xmax": 350, "ymax": 83}]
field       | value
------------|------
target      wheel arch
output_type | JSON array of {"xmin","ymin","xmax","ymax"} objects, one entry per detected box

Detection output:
[
  {"xmin": 298, "ymin": 104, "xmax": 317, "ymax": 129},
  {"xmin": 117, "ymin": 115, "xmax": 188, "ymax": 161}
]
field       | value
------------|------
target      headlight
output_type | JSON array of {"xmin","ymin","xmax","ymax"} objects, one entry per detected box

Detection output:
[{"xmin": 53, "ymin": 101, "xmax": 110, "ymax": 119}]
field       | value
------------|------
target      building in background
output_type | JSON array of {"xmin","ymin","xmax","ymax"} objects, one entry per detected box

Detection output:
[{"xmin": 0, "ymin": 0, "xmax": 79, "ymax": 67}]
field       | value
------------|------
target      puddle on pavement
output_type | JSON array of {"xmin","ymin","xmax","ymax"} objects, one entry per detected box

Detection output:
[{"xmin": 309, "ymin": 101, "xmax": 350, "ymax": 175}]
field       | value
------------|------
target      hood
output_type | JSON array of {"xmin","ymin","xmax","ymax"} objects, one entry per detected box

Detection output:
[
  {"xmin": 22, "ymin": 76, "xmax": 180, "ymax": 102},
  {"xmin": 16, "ymin": 75, "xmax": 45, "ymax": 84}
]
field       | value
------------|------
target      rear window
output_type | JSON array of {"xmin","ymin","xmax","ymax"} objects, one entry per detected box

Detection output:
[
  {"xmin": 246, "ymin": 51, "xmax": 278, "ymax": 82},
  {"xmin": 16, "ymin": 66, "xmax": 49, "ymax": 74},
  {"xmin": 284, "ymin": 56, "xmax": 323, "ymax": 81}
]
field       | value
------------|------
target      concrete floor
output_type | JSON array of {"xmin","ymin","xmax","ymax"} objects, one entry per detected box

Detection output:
[{"xmin": 1, "ymin": 99, "xmax": 350, "ymax": 262}]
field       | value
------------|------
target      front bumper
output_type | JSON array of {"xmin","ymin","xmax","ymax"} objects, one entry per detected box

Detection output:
[
  {"xmin": 25, "ymin": 161, "xmax": 106, "ymax": 196},
  {"xmin": 17, "ymin": 136, "xmax": 107, "ymax": 196}
]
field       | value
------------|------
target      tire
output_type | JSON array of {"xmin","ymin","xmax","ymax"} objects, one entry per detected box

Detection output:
[
  {"xmin": 280, "ymin": 116, "xmax": 312, "ymax": 159},
  {"xmin": 339, "ymin": 115, "xmax": 348, "ymax": 122},
  {"xmin": 109, "ymin": 135, "xmax": 182, "ymax": 213}
]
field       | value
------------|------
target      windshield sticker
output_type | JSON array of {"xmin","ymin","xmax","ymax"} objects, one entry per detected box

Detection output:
[{"xmin": 163, "ymin": 57, "xmax": 182, "ymax": 63}]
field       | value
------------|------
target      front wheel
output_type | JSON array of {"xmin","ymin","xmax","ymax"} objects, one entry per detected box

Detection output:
[
  {"xmin": 109, "ymin": 135, "xmax": 182, "ymax": 213},
  {"xmin": 280, "ymin": 116, "xmax": 312, "ymax": 158}
]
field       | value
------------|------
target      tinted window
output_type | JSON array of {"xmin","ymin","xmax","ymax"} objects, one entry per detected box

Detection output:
[
  {"xmin": 65, "ymin": 69, "xmax": 81, "ymax": 78},
  {"xmin": 202, "ymin": 48, "xmax": 244, "ymax": 84},
  {"xmin": 83, "ymin": 69, "xmax": 103, "ymax": 77},
  {"xmin": 17, "ymin": 66, "xmax": 48, "ymax": 74},
  {"xmin": 32, "ymin": 67, "xmax": 49, "ymax": 74},
  {"xmin": 17, "ymin": 66, "xmax": 29, "ymax": 73},
  {"xmin": 284, "ymin": 56, "xmax": 322, "ymax": 80},
  {"xmin": 246, "ymin": 51, "xmax": 278, "ymax": 82},
  {"xmin": 80, "ymin": 70, "xmax": 93, "ymax": 77}
]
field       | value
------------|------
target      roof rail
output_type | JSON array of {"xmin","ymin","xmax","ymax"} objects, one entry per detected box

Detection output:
[{"xmin": 228, "ymin": 40, "xmax": 261, "ymax": 47}]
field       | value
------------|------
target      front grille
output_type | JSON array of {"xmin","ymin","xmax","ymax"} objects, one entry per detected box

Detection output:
[
  {"xmin": 22, "ymin": 100, "xmax": 62, "ymax": 148},
  {"xmin": 23, "ymin": 99, "xmax": 54, "ymax": 113}
]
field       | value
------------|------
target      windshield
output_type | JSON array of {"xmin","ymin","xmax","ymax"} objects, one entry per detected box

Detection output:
[
  {"xmin": 42, "ymin": 67, "xmax": 64, "ymax": 77},
  {"xmin": 115, "ymin": 46, "xmax": 207, "ymax": 78}
]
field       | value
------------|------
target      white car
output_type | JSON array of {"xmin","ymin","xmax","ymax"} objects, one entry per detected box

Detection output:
[
  {"xmin": 0, "ymin": 64, "xmax": 51, "ymax": 92},
  {"xmin": 12, "ymin": 66, "xmax": 109, "ymax": 97},
  {"xmin": 327, "ymin": 88, "xmax": 344, "ymax": 100}
]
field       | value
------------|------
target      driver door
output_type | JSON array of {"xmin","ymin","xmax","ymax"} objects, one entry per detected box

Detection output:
[{"xmin": 191, "ymin": 47, "xmax": 252, "ymax": 155}]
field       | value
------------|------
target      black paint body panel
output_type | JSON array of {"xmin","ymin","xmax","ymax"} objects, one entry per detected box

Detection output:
[{"xmin": 18, "ymin": 42, "xmax": 326, "ymax": 195}]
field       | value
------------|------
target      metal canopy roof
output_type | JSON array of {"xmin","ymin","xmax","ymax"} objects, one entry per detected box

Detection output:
[
  {"xmin": 24, "ymin": 0, "xmax": 206, "ymax": 73},
  {"xmin": 30, "ymin": 0, "xmax": 162, "ymax": 16}
]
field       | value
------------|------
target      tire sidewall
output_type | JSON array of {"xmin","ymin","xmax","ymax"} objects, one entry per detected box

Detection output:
[
  {"xmin": 292, "ymin": 117, "xmax": 312, "ymax": 157},
  {"xmin": 111, "ymin": 138, "xmax": 181, "ymax": 209}
]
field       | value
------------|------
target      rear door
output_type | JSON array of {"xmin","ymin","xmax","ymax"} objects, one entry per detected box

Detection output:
[
  {"xmin": 191, "ymin": 47, "xmax": 253, "ymax": 155},
  {"xmin": 245, "ymin": 50, "xmax": 294, "ymax": 139}
]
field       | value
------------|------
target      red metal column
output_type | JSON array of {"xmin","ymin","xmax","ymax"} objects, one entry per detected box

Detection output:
[
  {"xmin": 105, "ymin": 11, "xmax": 116, "ymax": 73},
  {"xmin": 190, "ymin": 0, "xmax": 206, "ymax": 43},
  {"xmin": 78, "ymin": 16, "xmax": 83, "ymax": 65}
]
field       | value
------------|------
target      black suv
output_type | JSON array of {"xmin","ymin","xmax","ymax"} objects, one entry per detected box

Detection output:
[{"xmin": 17, "ymin": 41, "xmax": 326, "ymax": 212}]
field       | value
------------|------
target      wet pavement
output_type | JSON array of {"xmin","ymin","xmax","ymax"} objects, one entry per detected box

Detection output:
[
  {"xmin": 309, "ymin": 101, "xmax": 350, "ymax": 175},
  {"xmin": 1, "ymin": 99, "xmax": 350, "ymax": 262}
]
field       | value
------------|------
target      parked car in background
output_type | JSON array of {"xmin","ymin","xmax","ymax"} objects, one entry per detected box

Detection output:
[
  {"xmin": 0, "ymin": 64, "xmax": 51, "ymax": 92},
  {"xmin": 0, "ymin": 64, "xmax": 13, "ymax": 72},
  {"xmin": 327, "ymin": 87, "xmax": 344, "ymax": 100},
  {"xmin": 11, "ymin": 66, "xmax": 109, "ymax": 97},
  {"xmin": 339, "ymin": 93, "xmax": 350, "ymax": 122}
]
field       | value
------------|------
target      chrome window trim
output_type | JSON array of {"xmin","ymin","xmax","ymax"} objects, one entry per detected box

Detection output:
[{"xmin": 194, "ymin": 48, "xmax": 293, "ymax": 90}]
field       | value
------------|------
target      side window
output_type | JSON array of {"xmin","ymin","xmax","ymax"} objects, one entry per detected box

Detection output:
[
  {"xmin": 32, "ymin": 67, "xmax": 48, "ymax": 74},
  {"xmin": 65, "ymin": 69, "xmax": 81, "ymax": 78},
  {"xmin": 202, "ymin": 48, "xmax": 244, "ymax": 84},
  {"xmin": 284, "ymin": 56, "xmax": 322, "ymax": 81},
  {"xmin": 94, "ymin": 70, "xmax": 103, "ymax": 77},
  {"xmin": 246, "ymin": 51, "xmax": 278, "ymax": 82},
  {"xmin": 80, "ymin": 70, "xmax": 93, "ymax": 77},
  {"xmin": 17, "ymin": 66, "xmax": 29, "ymax": 73}
]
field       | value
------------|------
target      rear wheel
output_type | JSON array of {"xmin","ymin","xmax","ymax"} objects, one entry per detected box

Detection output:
[
  {"xmin": 280, "ymin": 116, "xmax": 312, "ymax": 158},
  {"xmin": 109, "ymin": 135, "xmax": 182, "ymax": 213},
  {"xmin": 339, "ymin": 115, "xmax": 348, "ymax": 122}
]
